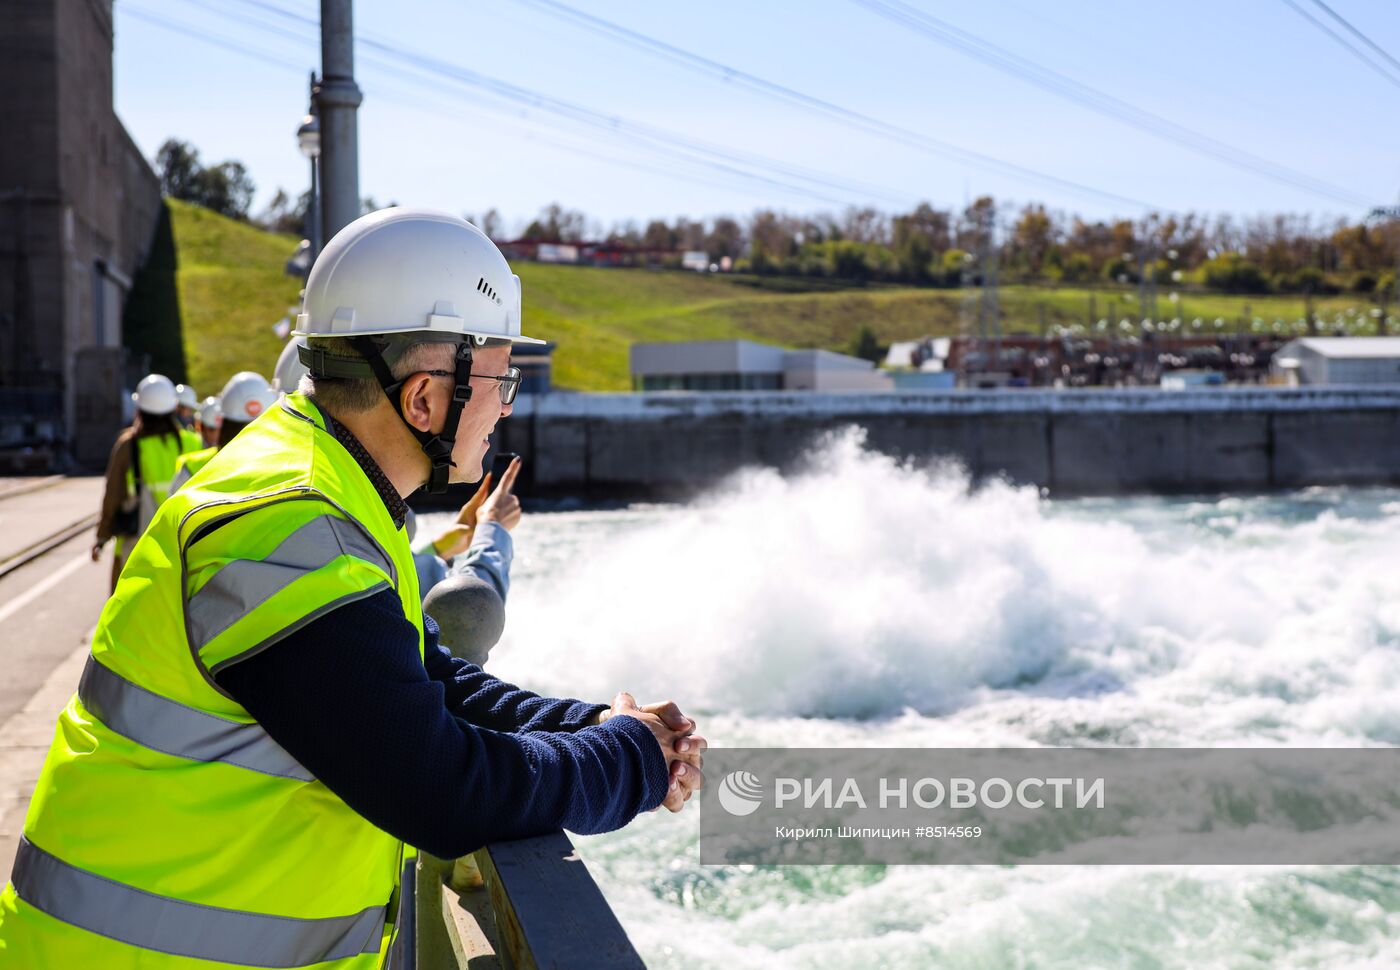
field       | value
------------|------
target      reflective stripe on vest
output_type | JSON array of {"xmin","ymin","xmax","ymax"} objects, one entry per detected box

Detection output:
[
  {"xmin": 79, "ymin": 654, "xmax": 313, "ymax": 782},
  {"xmin": 5, "ymin": 395, "xmax": 419, "ymax": 966},
  {"xmin": 187, "ymin": 512, "xmax": 395, "ymax": 653},
  {"xmin": 12, "ymin": 837, "xmax": 385, "ymax": 968}
]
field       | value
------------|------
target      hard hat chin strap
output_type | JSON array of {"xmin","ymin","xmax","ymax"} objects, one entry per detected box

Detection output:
[{"xmin": 346, "ymin": 335, "xmax": 473, "ymax": 495}]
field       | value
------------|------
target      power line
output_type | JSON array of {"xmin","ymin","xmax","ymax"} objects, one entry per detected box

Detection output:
[
  {"xmin": 508, "ymin": 0, "xmax": 1155, "ymax": 210},
  {"xmin": 848, "ymin": 0, "xmax": 1373, "ymax": 208},
  {"xmin": 123, "ymin": 5, "xmax": 832, "ymax": 210},
  {"xmin": 126, "ymin": 0, "xmax": 902, "ymax": 209},
  {"xmin": 213, "ymin": 0, "xmax": 918, "ymax": 208},
  {"xmin": 1280, "ymin": 0, "xmax": 1400, "ymax": 90},
  {"xmin": 120, "ymin": 6, "xmax": 305, "ymax": 74},
  {"xmin": 1309, "ymin": 0, "xmax": 1400, "ymax": 76}
]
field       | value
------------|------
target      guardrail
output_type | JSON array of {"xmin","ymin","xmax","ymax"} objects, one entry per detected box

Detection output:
[{"xmin": 412, "ymin": 831, "xmax": 646, "ymax": 969}]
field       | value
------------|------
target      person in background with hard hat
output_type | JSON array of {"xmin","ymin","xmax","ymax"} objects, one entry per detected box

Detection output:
[
  {"xmin": 196, "ymin": 395, "xmax": 222, "ymax": 449},
  {"xmin": 1, "ymin": 210, "xmax": 704, "ymax": 969},
  {"xmin": 170, "ymin": 372, "xmax": 278, "ymax": 495},
  {"xmin": 90, "ymin": 374, "xmax": 205, "ymax": 591},
  {"xmin": 273, "ymin": 333, "xmax": 308, "ymax": 395},
  {"xmin": 173, "ymin": 383, "xmax": 198, "ymax": 430}
]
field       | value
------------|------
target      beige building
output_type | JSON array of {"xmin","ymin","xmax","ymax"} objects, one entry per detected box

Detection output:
[
  {"xmin": 630, "ymin": 339, "xmax": 894, "ymax": 392},
  {"xmin": 0, "ymin": 0, "xmax": 163, "ymax": 469}
]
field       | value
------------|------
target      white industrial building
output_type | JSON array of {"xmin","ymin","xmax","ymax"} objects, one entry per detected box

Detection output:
[
  {"xmin": 630, "ymin": 340, "xmax": 893, "ymax": 392},
  {"xmin": 1272, "ymin": 337, "xmax": 1400, "ymax": 385}
]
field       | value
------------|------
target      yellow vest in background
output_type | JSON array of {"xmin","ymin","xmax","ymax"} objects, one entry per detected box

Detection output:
[
  {"xmin": 0, "ymin": 394, "xmax": 423, "ymax": 969},
  {"xmin": 169, "ymin": 444, "xmax": 218, "ymax": 495},
  {"xmin": 113, "ymin": 430, "xmax": 203, "ymax": 559}
]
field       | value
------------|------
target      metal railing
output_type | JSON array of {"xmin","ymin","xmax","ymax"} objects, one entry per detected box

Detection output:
[{"xmin": 411, "ymin": 832, "xmax": 646, "ymax": 970}]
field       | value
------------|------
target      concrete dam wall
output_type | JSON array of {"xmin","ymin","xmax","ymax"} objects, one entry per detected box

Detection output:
[{"xmin": 490, "ymin": 388, "xmax": 1400, "ymax": 497}]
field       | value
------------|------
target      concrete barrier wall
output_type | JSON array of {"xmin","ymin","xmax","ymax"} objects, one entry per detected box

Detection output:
[{"xmin": 490, "ymin": 388, "xmax": 1400, "ymax": 497}]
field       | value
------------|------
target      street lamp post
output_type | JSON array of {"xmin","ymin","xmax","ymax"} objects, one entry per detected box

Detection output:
[{"xmin": 297, "ymin": 84, "xmax": 322, "ymax": 261}]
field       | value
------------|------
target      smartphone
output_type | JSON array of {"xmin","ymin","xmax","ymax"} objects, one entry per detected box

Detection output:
[{"xmin": 488, "ymin": 452, "xmax": 519, "ymax": 494}]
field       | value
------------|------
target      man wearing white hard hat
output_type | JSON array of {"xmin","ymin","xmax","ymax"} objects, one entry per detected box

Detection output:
[
  {"xmin": 1, "ymin": 210, "xmax": 705, "ymax": 968},
  {"xmin": 195, "ymin": 395, "xmax": 222, "ymax": 448},
  {"xmin": 170, "ymin": 372, "xmax": 278, "ymax": 495},
  {"xmin": 173, "ymin": 382, "xmax": 199, "ymax": 430},
  {"xmin": 90, "ymin": 374, "xmax": 204, "ymax": 591}
]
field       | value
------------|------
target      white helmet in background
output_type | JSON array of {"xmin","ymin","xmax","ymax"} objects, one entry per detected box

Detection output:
[
  {"xmin": 132, "ymin": 374, "xmax": 178, "ymax": 416},
  {"xmin": 273, "ymin": 336, "xmax": 309, "ymax": 394},
  {"xmin": 174, "ymin": 384, "xmax": 199, "ymax": 410},
  {"xmin": 197, "ymin": 396, "xmax": 222, "ymax": 429},
  {"xmin": 290, "ymin": 208, "xmax": 541, "ymax": 493},
  {"xmin": 219, "ymin": 372, "xmax": 277, "ymax": 425}
]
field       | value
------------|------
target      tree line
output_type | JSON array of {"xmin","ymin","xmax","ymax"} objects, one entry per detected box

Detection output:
[
  {"xmin": 477, "ymin": 198, "xmax": 1400, "ymax": 297},
  {"xmin": 154, "ymin": 138, "xmax": 1398, "ymax": 298},
  {"xmin": 153, "ymin": 139, "xmax": 385, "ymax": 233}
]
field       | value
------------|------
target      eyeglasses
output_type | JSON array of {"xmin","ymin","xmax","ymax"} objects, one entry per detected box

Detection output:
[{"xmin": 422, "ymin": 365, "xmax": 522, "ymax": 405}]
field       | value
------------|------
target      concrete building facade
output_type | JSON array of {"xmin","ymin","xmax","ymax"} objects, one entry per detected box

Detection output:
[
  {"xmin": 630, "ymin": 339, "xmax": 893, "ymax": 392},
  {"xmin": 0, "ymin": 0, "xmax": 163, "ymax": 469}
]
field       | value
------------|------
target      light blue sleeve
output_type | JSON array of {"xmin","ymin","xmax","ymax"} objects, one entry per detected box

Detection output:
[
  {"xmin": 451, "ymin": 521, "xmax": 513, "ymax": 603},
  {"xmin": 412, "ymin": 548, "xmax": 448, "ymax": 602}
]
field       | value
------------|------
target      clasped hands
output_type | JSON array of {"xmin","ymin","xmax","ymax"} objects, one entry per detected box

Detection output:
[{"xmin": 597, "ymin": 692, "xmax": 706, "ymax": 813}]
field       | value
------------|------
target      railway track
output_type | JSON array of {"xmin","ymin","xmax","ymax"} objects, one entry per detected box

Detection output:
[
  {"xmin": 0, "ymin": 512, "xmax": 99, "ymax": 581},
  {"xmin": 0, "ymin": 475, "xmax": 66, "ymax": 503},
  {"xmin": 0, "ymin": 477, "xmax": 103, "ymax": 581}
]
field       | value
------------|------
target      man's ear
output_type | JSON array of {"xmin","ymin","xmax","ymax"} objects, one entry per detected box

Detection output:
[{"xmin": 398, "ymin": 373, "xmax": 437, "ymax": 434}]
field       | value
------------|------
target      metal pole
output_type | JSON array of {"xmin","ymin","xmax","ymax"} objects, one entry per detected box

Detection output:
[
  {"xmin": 308, "ymin": 155, "xmax": 321, "ymax": 260},
  {"xmin": 317, "ymin": 0, "xmax": 363, "ymax": 245},
  {"xmin": 306, "ymin": 72, "xmax": 322, "ymax": 260}
]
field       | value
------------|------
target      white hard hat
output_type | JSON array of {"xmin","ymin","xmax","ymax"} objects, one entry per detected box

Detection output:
[
  {"xmin": 273, "ymin": 336, "xmax": 309, "ymax": 394},
  {"xmin": 219, "ymin": 372, "xmax": 277, "ymax": 424},
  {"xmin": 197, "ymin": 396, "xmax": 222, "ymax": 428},
  {"xmin": 132, "ymin": 374, "xmax": 178, "ymax": 416},
  {"xmin": 292, "ymin": 208, "xmax": 543, "ymax": 345},
  {"xmin": 175, "ymin": 384, "xmax": 199, "ymax": 409},
  {"xmin": 291, "ymin": 208, "xmax": 539, "ymax": 495}
]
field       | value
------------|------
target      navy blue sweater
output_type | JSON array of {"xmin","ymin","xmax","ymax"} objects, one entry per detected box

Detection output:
[{"xmin": 215, "ymin": 588, "xmax": 667, "ymax": 859}]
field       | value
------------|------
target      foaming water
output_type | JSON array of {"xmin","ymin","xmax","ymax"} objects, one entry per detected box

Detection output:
[
  {"xmin": 492, "ymin": 429, "xmax": 1400, "ymax": 744},
  {"xmin": 422, "ymin": 430, "xmax": 1400, "ymax": 967}
]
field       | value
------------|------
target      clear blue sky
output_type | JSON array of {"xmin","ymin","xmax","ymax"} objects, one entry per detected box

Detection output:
[{"xmin": 112, "ymin": 0, "xmax": 1400, "ymax": 234}]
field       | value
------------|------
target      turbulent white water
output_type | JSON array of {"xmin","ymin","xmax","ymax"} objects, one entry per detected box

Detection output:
[{"xmin": 429, "ymin": 429, "xmax": 1400, "ymax": 968}]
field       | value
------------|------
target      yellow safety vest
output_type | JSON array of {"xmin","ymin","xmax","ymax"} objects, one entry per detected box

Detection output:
[
  {"xmin": 127, "ymin": 429, "xmax": 202, "ymax": 514},
  {"xmin": 0, "ymin": 394, "xmax": 423, "ymax": 969},
  {"xmin": 113, "ymin": 430, "xmax": 203, "ymax": 559},
  {"xmin": 169, "ymin": 445, "xmax": 218, "ymax": 495}
]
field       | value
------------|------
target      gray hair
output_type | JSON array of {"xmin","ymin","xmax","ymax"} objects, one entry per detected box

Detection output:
[{"xmin": 300, "ymin": 335, "xmax": 510, "ymax": 414}]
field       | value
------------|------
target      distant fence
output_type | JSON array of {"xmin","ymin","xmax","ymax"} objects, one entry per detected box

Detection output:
[{"xmin": 485, "ymin": 387, "xmax": 1400, "ymax": 497}]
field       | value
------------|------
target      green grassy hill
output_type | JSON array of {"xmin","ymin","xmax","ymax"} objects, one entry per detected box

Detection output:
[
  {"xmin": 168, "ymin": 199, "xmax": 305, "ymax": 397},
  {"xmin": 167, "ymin": 201, "xmax": 1380, "ymax": 393}
]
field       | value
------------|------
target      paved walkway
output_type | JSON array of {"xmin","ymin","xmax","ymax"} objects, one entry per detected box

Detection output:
[
  {"xmin": 0, "ymin": 478, "xmax": 111, "ymax": 876},
  {"xmin": 0, "ymin": 476, "xmax": 102, "ymax": 563}
]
